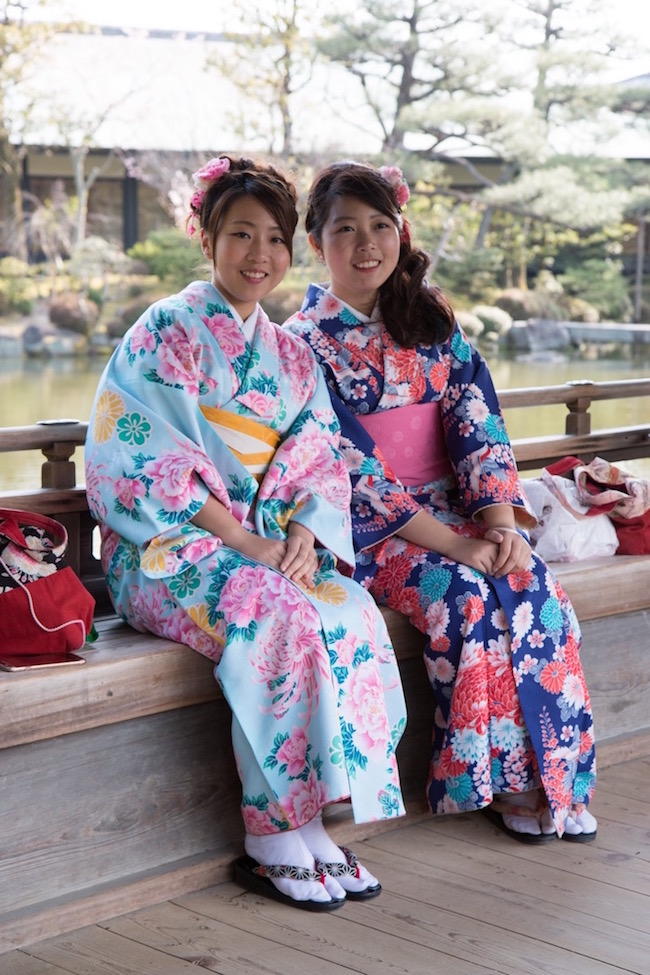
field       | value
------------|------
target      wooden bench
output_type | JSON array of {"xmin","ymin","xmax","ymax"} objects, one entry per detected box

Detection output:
[{"xmin": 2, "ymin": 377, "xmax": 650, "ymax": 954}]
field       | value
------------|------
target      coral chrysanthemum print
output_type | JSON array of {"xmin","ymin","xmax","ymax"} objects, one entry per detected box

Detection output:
[{"xmin": 285, "ymin": 283, "xmax": 596, "ymax": 834}]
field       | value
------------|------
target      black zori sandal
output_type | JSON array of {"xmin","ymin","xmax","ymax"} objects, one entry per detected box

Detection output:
[
  {"xmin": 234, "ymin": 854, "xmax": 346, "ymax": 912},
  {"xmin": 316, "ymin": 846, "xmax": 382, "ymax": 900}
]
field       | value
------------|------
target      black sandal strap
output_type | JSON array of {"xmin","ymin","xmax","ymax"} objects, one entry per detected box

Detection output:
[
  {"xmin": 315, "ymin": 846, "xmax": 361, "ymax": 879},
  {"xmin": 252, "ymin": 861, "xmax": 325, "ymax": 883}
]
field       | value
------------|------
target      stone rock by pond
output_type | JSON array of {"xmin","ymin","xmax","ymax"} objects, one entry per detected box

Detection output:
[{"xmin": 22, "ymin": 324, "xmax": 89, "ymax": 357}]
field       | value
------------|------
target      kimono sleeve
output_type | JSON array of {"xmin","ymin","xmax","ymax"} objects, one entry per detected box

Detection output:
[
  {"xmin": 253, "ymin": 342, "xmax": 357, "ymax": 568},
  {"xmin": 441, "ymin": 324, "xmax": 535, "ymax": 527},
  {"xmin": 85, "ymin": 299, "xmax": 237, "ymax": 549}
]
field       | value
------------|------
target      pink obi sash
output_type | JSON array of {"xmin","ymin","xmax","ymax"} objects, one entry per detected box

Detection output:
[{"xmin": 356, "ymin": 402, "xmax": 452, "ymax": 487}]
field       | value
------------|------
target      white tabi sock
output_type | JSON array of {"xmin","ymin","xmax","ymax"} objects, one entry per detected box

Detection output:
[
  {"xmin": 497, "ymin": 789, "xmax": 544, "ymax": 836},
  {"xmin": 298, "ymin": 814, "xmax": 379, "ymax": 894},
  {"xmin": 565, "ymin": 807, "xmax": 598, "ymax": 836},
  {"xmin": 244, "ymin": 830, "xmax": 341, "ymax": 904}
]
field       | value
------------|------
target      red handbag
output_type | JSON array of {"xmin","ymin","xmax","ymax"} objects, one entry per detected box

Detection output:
[{"xmin": 0, "ymin": 508, "xmax": 96, "ymax": 658}]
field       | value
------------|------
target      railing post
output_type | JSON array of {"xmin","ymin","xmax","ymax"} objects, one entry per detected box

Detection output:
[
  {"xmin": 40, "ymin": 440, "xmax": 78, "ymax": 488},
  {"xmin": 565, "ymin": 381, "xmax": 593, "ymax": 436}
]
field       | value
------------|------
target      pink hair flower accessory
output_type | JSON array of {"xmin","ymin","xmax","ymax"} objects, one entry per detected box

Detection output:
[
  {"xmin": 193, "ymin": 156, "xmax": 231, "ymax": 190},
  {"xmin": 187, "ymin": 156, "xmax": 231, "ymax": 237},
  {"xmin": 378, "ymin": 165, "xmax": 410, "ymax": 209}
]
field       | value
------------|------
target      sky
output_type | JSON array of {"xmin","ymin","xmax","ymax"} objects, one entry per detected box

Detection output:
[
  {"xmin": 22, "ymin": 0, "xmax": 650, "ymax": 157},
  {"xmin": 39, "ymin": 0, "xmax": 321, "ymax": 33},
  {"xmin": 19, "ymin": 0, "xmax": 373, "ymax": 154},
  {"xmin": 39, "ymin": 0, "xmax": 650, "ymax": 78},
  {"xmin": 39, "ymin": 0, "xmax": 650, "ymax": 50},
  {"xmin": 42, "ymin": 0, "xmax": 229, "ymax": 32}
]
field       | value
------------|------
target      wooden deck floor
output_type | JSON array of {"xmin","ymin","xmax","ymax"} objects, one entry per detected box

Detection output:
[{"xmin": 2, "ymin": 754, "xmax": 649, "ymax": 975}]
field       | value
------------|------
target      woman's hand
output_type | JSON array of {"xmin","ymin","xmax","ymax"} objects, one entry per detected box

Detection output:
[
  {"xmin": 483, "ymin": 527, "xmax": 532, "ymax": 577},
  {"xmin": 239, "ymin": 525, "xmax": 319, "ymax": 588},
  {"xmin": 192, "ymin": 494, "xmax": 318, "ymax": 586},
  {"xmin": 396, "ymin": 508, "xmax": 531, "ymax": 578},
  {"xmin": 450, "ymin": 535, "xmax": 500, "ymax": 575},
  {"xmin": 282, "ymin": 522, "xmax": 319, "ymax": 589}
]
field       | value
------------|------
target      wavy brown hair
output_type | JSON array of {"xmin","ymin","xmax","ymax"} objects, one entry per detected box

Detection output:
[{"xmin": 305, "ymin": 161, "xmax": 455, "ymax": 347}]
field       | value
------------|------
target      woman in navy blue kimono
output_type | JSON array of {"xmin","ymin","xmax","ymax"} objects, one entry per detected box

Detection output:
[{"xmin": 285, "ymin": 160, "xmax": 597, "ymax": 843}]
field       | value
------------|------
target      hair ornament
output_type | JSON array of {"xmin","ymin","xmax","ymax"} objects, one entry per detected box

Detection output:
[
  {"xmin": 187, "ymin": 156, "xmax": 231, "ymax": 237},
  {"xmin": 378, "ymin": 165, "xmax": 410, "ymax": 209}
]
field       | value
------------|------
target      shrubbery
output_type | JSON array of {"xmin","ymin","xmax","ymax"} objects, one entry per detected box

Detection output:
[
  {"xmin": 128, "ymin": 229, "xmax": 203, "ymax": 290},
  {"xmin": 471, "ymin": 304, "xmax": 513, "ymax": 336},
  {"xmin": 104, "ymin": 291, "xmax": 167, "ymax": 339},
  {"xmin": 262, "ymin": 286, "xmax": 310, "ymax": 325},
  {"xmin": 494, "ymin": 287, "xmax": 563, "ymax": 321},
  {"xmin": 559, "ymin": 259, "xmax": 632, "ymax": 322},
  {"xmin": 0, "ymin": 256, "xmax": 34, "ymax": 315}
]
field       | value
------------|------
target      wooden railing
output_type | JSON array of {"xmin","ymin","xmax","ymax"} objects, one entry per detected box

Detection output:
[
  {"xmin": 0, "ymin": 378, "xmax": 648, "ymax": 487},
  {"xmin": 500, "ymin": 378, "xmax": 650, "ymax": 470}
]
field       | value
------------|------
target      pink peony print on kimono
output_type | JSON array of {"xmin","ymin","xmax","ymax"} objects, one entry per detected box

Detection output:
[
  {"xmin": 202, "ymin": 310, "xmax": 248, "ymax": 359},
  {"xmin": 275, "ymin": 727, "xmax": 311, "ymax": 778},
  {"xmin": 145, "ymin": 450, "xmax": 208, "ymax": 512},
  {"xmin": 251, "ymin": 611, "xmax": 332, "ymax": 718},
  {"xmin": 114, "ymin": 475, "xmax": 146, "ymax": 512},
  {"xmin": 154, "ymin": 323, "xmax": 217, "ymax": 396},
  {"xmin": 346, "ymin": 659, "xmax": 394, "ymax": 760},
  {"xmin": 127, "ymin": 320, "xmax": 158, "ymax": 357},
  {"xmin": 86, "ymin": 279, "xmax": 408, "ymax": 834}
]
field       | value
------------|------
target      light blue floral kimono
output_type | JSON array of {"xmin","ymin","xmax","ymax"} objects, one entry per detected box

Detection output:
[{"xmin": 85, "ymin": 281, "xmax": 406, "ymax": 831}]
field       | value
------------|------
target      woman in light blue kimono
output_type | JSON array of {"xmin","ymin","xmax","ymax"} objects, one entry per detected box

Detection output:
[
  {"xmin": 284, "ymin": 160, "xmax": 597, "ymax": 844},
  {"xmin": 85, "ymin": 155, "xmax": 406, "ymax": 911}
]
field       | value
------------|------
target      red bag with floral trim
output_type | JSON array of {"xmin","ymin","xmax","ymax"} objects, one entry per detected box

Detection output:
[{"xmin": 0, "ymin": 508, "xmax": 95, "ymax": 657}]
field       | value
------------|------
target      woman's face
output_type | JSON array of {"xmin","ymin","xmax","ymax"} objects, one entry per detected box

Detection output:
[
  {"xmin": 312, "ymin": 195, "xmax": 400, "ymax": 317},
  {"xmin": 202, "ymin": 196, "xmax": 291, "ymax": 320}
]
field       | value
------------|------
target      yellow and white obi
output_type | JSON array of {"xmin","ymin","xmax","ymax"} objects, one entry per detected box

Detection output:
[{"xmin": 201, "ymin": 405, "xmax": 280, "ymax": 481}]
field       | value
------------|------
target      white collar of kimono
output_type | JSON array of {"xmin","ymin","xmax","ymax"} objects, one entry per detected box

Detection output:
[
  {"xmin": 239, "ymin": 308, "xmax": 258, "ymax": 343},
  {"xmin": 324, "ymin": 286, "xmax": 382, "ymax": 329}
]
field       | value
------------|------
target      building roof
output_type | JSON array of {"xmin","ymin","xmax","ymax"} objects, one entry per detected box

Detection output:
[{"xmin": 10, "ymin": 26, "xmax": 377, "ymax": 155}]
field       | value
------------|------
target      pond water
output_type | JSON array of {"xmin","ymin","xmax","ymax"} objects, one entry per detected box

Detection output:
[{"xmin": 1, "ymin": 348, "xmax": 649, "ymax": 490}]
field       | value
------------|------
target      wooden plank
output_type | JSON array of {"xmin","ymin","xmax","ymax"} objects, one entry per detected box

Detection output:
[
  {"xmin": 498, "ymin": 378, "xmax": 650, "ymax": 409},
  {"xmin": 552, "ymin": 556, "xmax": 650, "ymax": 620},
  {"xmin": 8, "ymin": 925, "xmax": 208, "ymax": 975},
  {"xmin": 0, "ymin": 706, "xmax": 241, "ymax": 917},
  {"xmin": 512, "ymin": 424, "xmax": 650, "ymax": 467},
  {"xmin": 0, "ymin": 619, "xmax": 219, "ymax": 749},
  {"xmin": 0, "ymin": 954, "xmax": 72, "ymax": 975},
  {"xmin": 177, "ymin": 863, "xmax": 636, "ymax": 975},
  {"xmin": 0, "ymin": 487, "xmax": 89, "ymax": 514},
  {"xmin": 579, "ymin": 610, "xmax": 650, "ymax": 745},
  {"xmin": 104, "ymin": 902, "xmax": 364, "ymax": 975},
  {"xmin": 1, "ymin": 755, "xmax": 649, "ymax": 973},
  {"xmin": 3, "ymin": 574, "xmax": 648, "ymax": 756},
  {"xmin": 596, "ymin": 729, "xmax": 650, "ymax": 769},
  {"xmin": 415, "ymin": 806, "xmax": 650, "ymax": 899},
  {"xmin": 0, "ymin": 854, "xmax": 232, "ymax": 958},
  {"xmin": 175, "ymin": 881, "xmax": 489, "ymax": 975},
  {"xmin": 0, "ymin": 423, "xmax": 86, "ymax": 452}
]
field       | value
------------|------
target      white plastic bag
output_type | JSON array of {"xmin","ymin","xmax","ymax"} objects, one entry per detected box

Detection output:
[{"xmin": 523, "ymin": 473, "xmax": 619, "ymax": 562}]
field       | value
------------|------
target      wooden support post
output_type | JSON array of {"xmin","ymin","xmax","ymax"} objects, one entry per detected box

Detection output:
[
  {"xmin": 41, "ymin": 440, "xmax": 78, "ymax": 489},
  {"xmin": 565, "ymin": 395, "xmax": 592, "ymax": 436}
]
